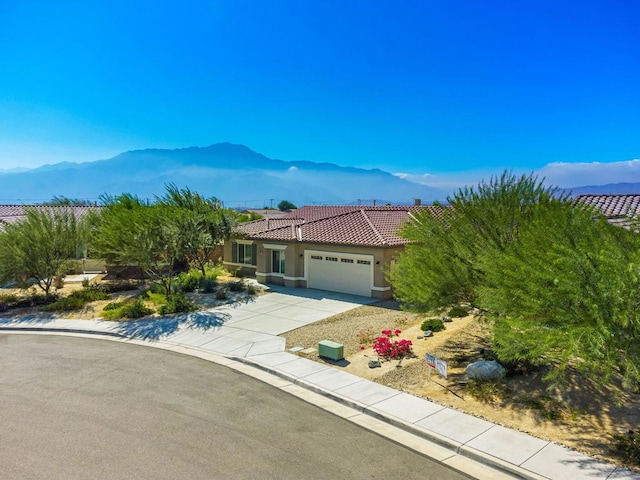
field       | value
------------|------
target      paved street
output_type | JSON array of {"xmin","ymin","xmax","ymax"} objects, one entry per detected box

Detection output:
[{"xmin": 0, "ymin": 335, "xmax": 471, "ymax": 480}]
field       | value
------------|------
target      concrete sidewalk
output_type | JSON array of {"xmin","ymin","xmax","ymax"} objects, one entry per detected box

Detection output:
[{"xmin": 1, "ymin": 286, "xmax": 638, "ymax": 480}]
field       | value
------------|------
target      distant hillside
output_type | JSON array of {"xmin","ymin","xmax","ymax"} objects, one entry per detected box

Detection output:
[
  {"xmin": 565, "ymin": 182, "xmax": 640, "ymax": 196},
  {"xmin": 0, "ymin": 143, "xmax": 444, "ymax": 206}
]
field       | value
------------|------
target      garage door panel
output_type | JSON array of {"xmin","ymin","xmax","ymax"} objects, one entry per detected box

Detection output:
[{"xmin": 307, "ymin": 252, "xmax": 373, "ymax": 297}]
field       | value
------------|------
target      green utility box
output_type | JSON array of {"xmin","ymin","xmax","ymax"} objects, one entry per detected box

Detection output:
[{"xmin": 318, "ymin": 340, "xmax": 344, "ymax": 361}]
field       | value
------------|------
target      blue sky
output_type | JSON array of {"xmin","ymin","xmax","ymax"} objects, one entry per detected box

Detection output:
[{"xmin": 0, "ymin": 0, "xmax": 639, "ymax": 186}]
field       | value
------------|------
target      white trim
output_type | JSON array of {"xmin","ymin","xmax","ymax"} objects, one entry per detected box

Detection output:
[
  {"xmin": 235, "ymin": 239, "xmax": 254, "ymax": 245},
  {"xmin": 224, "ymin": 262, "xmax": 257, "ymax": 268},
  {"xmin": 371, "ymin": 286, "xmax": 391, "ymax": 292},
  {"xmin": 283, "ymin": 276, "xmax": 306, "ymax": 281},
  {"xmin": 263, "ymin": 244, "xmax": 287, "ymax": 250},
  {"xmin": 257, "ymin": 271, "xmax": 285, "ymax": 278}
]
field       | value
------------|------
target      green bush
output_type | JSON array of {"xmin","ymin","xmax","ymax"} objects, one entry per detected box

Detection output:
[
  {"xmin": 176, "ymin": 270, "xmax": 203, "ymax": 293},
  {"xmin": 158, "ymin": 293, "xmax": 198, "ymax": 315},
  {"xmin": 102, "ymin": 298, "xmax": 153, "ymax": 320},
  {"xmin": 229, "ymin": 281, "xmax": 246, "ymax": 292},
  {"xmin": 200, "ymin": 277, "xmax": 217, "ymax": 293},
  {"xmin": 43, "ymin": 286, "xmax": 110, "ymax": 311},
  {"xmin": 103, "ymin": 301, "xmax": 124, "ymax": 311},
  {"xmin": 448, "ymin": 305, "xmax": 470, "ymax": 318},
  {"xmin": 102, "ymin": 281, "xmax": 139, "ymax": 293},
  {"xmin": 420, "ymin": 318, "xmax": 445, "ymax": 332},
  {"xmin": 247, "ymin": 284, "xmax": 259, "ymax": 295},
  {"xmin": 215, "ymin": 288, "xmax": 228, "ymax": 300}
]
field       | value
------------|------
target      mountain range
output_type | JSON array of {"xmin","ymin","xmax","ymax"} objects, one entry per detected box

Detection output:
[
  {"xmin": 0, "ymin": 143, "xmax": 638, "ymax": 206},
  {"xmin": 0, "ymin": 143, "xmax": 446, "ymax": 206}
]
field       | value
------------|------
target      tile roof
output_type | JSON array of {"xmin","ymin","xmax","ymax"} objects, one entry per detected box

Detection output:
[
  {"xmin": 0, "ymin": 205, "xmax": 101, "ymax": 229},
  {"xmin": 237, "ymin": 205, "xmax": 443, "ymax": 247},
  {"xmin": 574, "ymin": 194, "xmax": 640, "ymax": 218}
]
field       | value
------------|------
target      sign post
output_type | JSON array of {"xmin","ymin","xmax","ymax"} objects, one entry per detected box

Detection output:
[{"xmin": 425, "ymin": 353, "xmax": 447, "ymax": 380}]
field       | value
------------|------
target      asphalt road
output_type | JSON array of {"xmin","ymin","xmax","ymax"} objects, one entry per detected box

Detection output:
[{"xmin": 0, "ymin": 334, "xmax": 471, "ymax": 480}]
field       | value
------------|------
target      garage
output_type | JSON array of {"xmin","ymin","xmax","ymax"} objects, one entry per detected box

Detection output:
[{"xmin": 306, "ymin": 251, "xmax": 374, "ymax": 297}]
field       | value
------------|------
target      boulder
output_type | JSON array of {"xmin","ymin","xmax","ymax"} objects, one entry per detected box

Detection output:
[{"xmin": 465, "ymin": 360, "xmax": 506, "ymax": 380}]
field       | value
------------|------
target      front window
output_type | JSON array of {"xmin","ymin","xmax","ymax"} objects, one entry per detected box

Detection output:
[
  {"xmin": 272, "ymin": 250, "xmax": 285, "ymax": 274},
  {"xmin": 233, "ymin": 243, "xmax": 256, "ymax": 265}
]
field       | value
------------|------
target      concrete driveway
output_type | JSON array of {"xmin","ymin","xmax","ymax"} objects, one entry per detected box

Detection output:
[{"xmin": 156, "ymin": 285, "xmax": 375, "ymax": 358}]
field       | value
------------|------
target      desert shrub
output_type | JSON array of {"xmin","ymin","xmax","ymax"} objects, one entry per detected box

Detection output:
[
  {"xmin": 102, "ymin": 298, "xmax": 153, "ymax": 320},
  {"xmin": 466, "ymin": 379, "xmax": 509, "ymax": 403},
  {"xmin": 158, "ymin": 293, "xmax": 197, "ymax": 315},
  {"xmin": 13, "ymin": 294, "xmax": 59, "ymax": 308},
  {"xmin": 175, "ymin": 270, "xmax": 203, "ymax": 293},
  {"xmin": 72, "ymin": 286, "xmax": 110, "ymax": 302},
  {"xmin": 613, "ymin": 430, "xmax": 640, "ymax": 466},
  {"xmin": 43, "ymin": 286, "xmax": 110, "ymax": 311},
  {"xmin": 215, "ymin": 288, "xmax": 228, "ymax": 300},
  {"xmin": 356, "ymin": 328, "xmax": 375, "ymax": 345},
  {"xmin": 200, "ymin": 277, "xmax": 217, "ymax": 293},
  {"xmin": 246, "ymin": 284, "xmax": 260, "ymax": 295},
  {"xmin": 420, "ymin": 318, "xmax": 445, "ymax": 332},
  {"xmin": 43, "ymin": 295, "xmax": 86, "ymax": 311},
  {"xmin": 229, "ymin": 281, "xmax": 246, "ymax": 292},
  {"xmin": 103, "ymin": 301, "xmax": 124, "ymax": 311},
  {"xmin": 204, "ymin": 263, "xmax": 225, "ymax": 280},
  {"xmin": 53, "ymin": 275, "xmax": 65, "ymax": 290},
  {"xmin": 448, "ymin": 305, "xmax": 469, "ymax": 318},
  {"xmin": 0, "ymin": 293, "xmax": 19, "ymax": 303},
  {"xmin": 102, "ymin": 281, "xmax": 139, "ymax": 293}
]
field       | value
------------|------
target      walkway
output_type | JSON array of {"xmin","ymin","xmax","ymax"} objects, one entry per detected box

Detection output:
[{"xmin": 1, "ymin": 286, "xmax": 638, "ymax": 480}]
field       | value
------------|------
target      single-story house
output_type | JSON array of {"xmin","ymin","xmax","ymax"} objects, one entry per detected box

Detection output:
[
  {"xmin": 223, "ymin": 205, "xmax": 439, "ymax": 298},
  {"xmin": 0, "ymin": 204, "xmax": 101, "ymax": 232}
]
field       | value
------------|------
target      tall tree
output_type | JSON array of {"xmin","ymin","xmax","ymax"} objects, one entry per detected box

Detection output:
[
  {"xmin": 91, "ymin": 194, "xmax": 184, "ymax": 297},
  {"xmin": 390, "ymin": 171, "xmax": 640, "ymax": 392},
  {"xmin": 157, "ymin": 184, "xmax": 236, "ymax": 275},
  {"xmin": 277, "ymin": 200, "xmax": 297, "ymax": 211},
  {"xmin": 391, "ymin": 171, "xmax": 563, "ymax": 311},
  {"xmin": 0, "ymin": 208, "xmax": 89, "ymax": 294}
]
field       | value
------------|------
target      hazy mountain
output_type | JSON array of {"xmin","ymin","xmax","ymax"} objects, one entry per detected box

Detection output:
[
  {"xmin": 564, "ymin": 183, "xmax": 640, "ymax": 196},
  {"xmin": 0, "ymin": 143, "xmax": 445, "ymax": 206}
]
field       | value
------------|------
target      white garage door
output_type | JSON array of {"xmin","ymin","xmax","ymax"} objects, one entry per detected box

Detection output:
[{"xmin": 306, "ymin": 251, "xmax": 373, "ymax": 297}]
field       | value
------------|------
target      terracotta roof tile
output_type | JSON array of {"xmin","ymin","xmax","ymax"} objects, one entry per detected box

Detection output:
[
  {"xmin": 574, "ymin": 195, "xmax": 640, "ymax": 218},
  {"xmin": 0, "ymin": 205, "xmax": 101, "ymax": 225},
  {"xmin": 237, "ymin": 205, "xmax": 445, "ymax": 247}
]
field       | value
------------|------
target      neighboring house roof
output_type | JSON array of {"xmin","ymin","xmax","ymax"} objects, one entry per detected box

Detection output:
[
  {"xmin": 574, "ymin": 194, "xmax": 640, "ymax": 228},
  {"xmin": 236, "ymin": 205, "xmax": 442, "ymax": 247},
  {"xmin": 0, "ymin": 204, "xmax": 101, "ymax": 230},
  {"xmin": 241, "ymin": 209, "xmax": 288, "ymax": 220}
]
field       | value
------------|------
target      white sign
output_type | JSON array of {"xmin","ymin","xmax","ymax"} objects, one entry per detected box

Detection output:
[
  {"xmin": 435, "ymin": 358, "xmax": 448, "ymax": 379},
  {"xmin": 425, "ymin": 353, "xmax": 447, "ymax": 380}
]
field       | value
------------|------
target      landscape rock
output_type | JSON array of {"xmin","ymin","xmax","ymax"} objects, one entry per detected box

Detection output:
[{"xmin": 465, "ymin": 360, "xmax": 506, "ymax": 380}]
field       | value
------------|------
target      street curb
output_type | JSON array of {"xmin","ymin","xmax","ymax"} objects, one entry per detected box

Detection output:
[{"xmin": 230, "ymin": 354, "xmax": 542, "ymax": 480}]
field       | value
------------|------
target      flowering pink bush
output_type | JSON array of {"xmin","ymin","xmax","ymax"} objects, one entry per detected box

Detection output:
[{"xmin": 372, "ymin": 329, "xmax": 413, "ymax": 360}]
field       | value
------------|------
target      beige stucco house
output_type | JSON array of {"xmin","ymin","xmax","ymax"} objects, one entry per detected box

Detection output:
[{"xmin": 223, "ymin": 205, "xmax": 426, "ymax": 298}]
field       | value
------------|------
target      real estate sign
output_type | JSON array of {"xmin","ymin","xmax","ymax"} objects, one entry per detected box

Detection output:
[{"xmin": 425, "ymin": 353, "xmax": 447, "ymax": 379}]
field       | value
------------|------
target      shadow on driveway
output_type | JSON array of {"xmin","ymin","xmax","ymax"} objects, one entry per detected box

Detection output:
[{"xmin": 113, "ymin": 310, "xmax": 232, "ymax": 341}]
